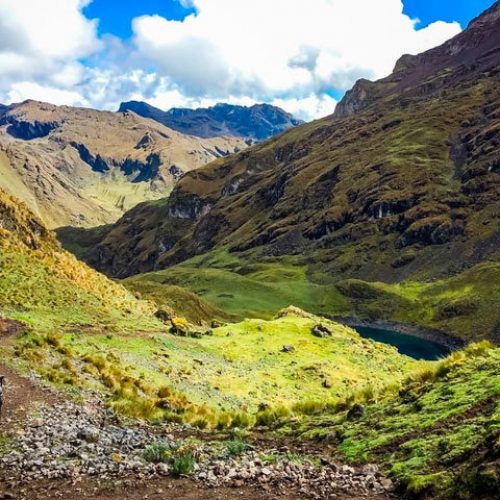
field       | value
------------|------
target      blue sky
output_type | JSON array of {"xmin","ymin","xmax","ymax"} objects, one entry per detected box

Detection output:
[
  {"xmin": 0, "ymin": 0, "xmax": 495, "ymax": 120},
  {"xmin": 403, "ymin": 0, "xmax": 493, "ymax": 28},
  {"xmin": 85, "ymin": 0, "xmax": 493, "ymax": 39},
  {"xmin": 84, "ymin": 0, "xmax": 196, "ymax": 38}
]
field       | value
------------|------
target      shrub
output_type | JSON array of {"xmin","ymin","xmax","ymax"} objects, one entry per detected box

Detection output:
[
  {"xmin": 191, "ymin": 416, "xmax": 209, "ymax": 429},
  {"xmin": 225, "ymin": 438, "xmax": 249, "ymax": 456},
  {"xmin": 464, "ymin": 341, "xmax": 495, "ymax": 358},
  {"xmin": 143, "ymin": 442, "xmax": 170, "ymax": 463},
  {"xmin": 409, "ymin": 366, "xmax": 437, "ymax": 385},
  {"xmin": 171, "ymin": 451, "xmax": 196, "ymax": 476},
  {"xmin": 45, "ymin": 333, "xmax": 62, "ymax": 348},
  {"xmin": 216, "ymin": 412, "xmax": 233, "ymax": 430},
  {"xmin": 293, "ymin": 400, "xmax": 324, "ymax": 416},
  {"xmin": 231, "ymin": 412, "xmax": 254, "ymax": 428},
  {"xmin": 157, "ymin": 385, "xmax": 173, "ymax": 398}
]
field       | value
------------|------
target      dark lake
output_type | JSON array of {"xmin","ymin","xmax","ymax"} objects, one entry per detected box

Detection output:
[{"xmin": 353, "ymin": 325, "xmax": 451, "ymax": 361}]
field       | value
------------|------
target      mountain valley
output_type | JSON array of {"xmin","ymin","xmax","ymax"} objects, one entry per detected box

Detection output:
[{"xmin": 0, "ymin": 2, "xmax": 499, "ymax": 500}]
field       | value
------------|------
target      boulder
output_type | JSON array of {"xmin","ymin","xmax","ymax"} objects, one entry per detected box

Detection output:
[
  {"xmin": 312, "ymin": 324, "xmax": 333, "ymax": 338},
  {"xmin": 77, "ymin": 427, "xmax": 100, "ymax": 443},
  {"xmin": 154, "ymin": 309, "xmax": 171, "ymax": 322},
  {"xmin": 347, "ymin": 403, "xmax": 365, "ymax": 420}
]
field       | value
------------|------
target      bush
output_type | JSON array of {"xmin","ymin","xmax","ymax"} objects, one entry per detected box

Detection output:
[
  {"xmin": 171, "ymin": 451, "xmax": 196, "ymax": 476},
  {"xmin": 143, "ymin": 442, "xmax": 170, "ymax": 463},
  {"xmin": 225, "ymin": 438, "xmax": 249, "ymax": 456},
  {"xmin": 231, "ymin": 412, "xmax": 254, "ymax": 428},
  {"xmin": 255, "ymin": 406, "xmax": 290, "ymax": 428},
  {"xmin": 216, "ymin": 412, "xmax": 233, "ymax": 430}
]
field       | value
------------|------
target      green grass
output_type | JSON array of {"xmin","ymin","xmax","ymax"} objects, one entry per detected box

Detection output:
[
  {"xmin": 0, "ymin": 188, "xmax": 160, "ymax": 333},
  {"xmin": 124, "ymin": 248, "xmax": 500, "ymax": 342},
  {"xmin": 287, "ymin": 343, "xmax": 500, "ymax": 498},
  {"xmin": 124, "ymin": 249, "xmax": 349, "ymax": 321},
  {"xmin": 13, "ymin": 309, "xmax": 421, "ymax": 426}
]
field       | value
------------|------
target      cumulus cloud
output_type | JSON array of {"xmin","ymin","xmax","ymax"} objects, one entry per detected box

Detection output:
[
  {"xmin": 7, "ymin": 82, "xmax": 88, "ymax": 107},
  {"xmin": 0, "ymin": 0, "xmax": 462, "ymax": 120},
  {"xmin": 131, "ymin": 0, "xmax": 461, "ymax": 111},
  {"xmin": 0, "ymin": 0, "xmax": 99, "ymax": 102}
]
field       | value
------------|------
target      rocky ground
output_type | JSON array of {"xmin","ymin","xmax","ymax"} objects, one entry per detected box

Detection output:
[
  {"xmin": 0, "ymin": 317, "xmax": 394, "ymax": 499},
  {"xmin": 0, "ymin": 396, "xmax": 395, "ymax": 499}
]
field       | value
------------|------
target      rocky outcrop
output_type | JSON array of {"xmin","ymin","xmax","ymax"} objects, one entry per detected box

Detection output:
[
  {"xmin": 168, "ymin": 192, "xmax": 212, "ymax": 220},
  {"xmin": 334, "ymin": 79, "xmax": 378, "ymax": 118},
  {"xmin": 335, "ymin": 1, "xmax": 500, "ymax": 119}
]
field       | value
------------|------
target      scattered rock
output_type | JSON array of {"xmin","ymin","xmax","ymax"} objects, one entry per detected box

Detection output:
[
  {"xmin": 154, "ymin": 309, "xmax": 171, "ymax": 322},
  {"xmin": 347, "ymin": 403, "xmax": 365, "ymax": 420},
  {"xmin": 77, "ymin": 426, "xmax": 100, "ymax": 443},
  {"xmin": 2, "ymin": 399, "xmax": 392, "ymax": 499},
  {"xmin": 312, "ymin": 324, "xmax": 333, "ymax": 338},
  {"xmin": 281, "ymin": 345, "xmax": 295, "ymax": 353},
  {"xmin": 381, "ymin": 477, "xmax": 394, "ymax": 491}
]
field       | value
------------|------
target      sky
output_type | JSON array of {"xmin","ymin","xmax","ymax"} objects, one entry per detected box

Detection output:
[{"xmin": 0, "ymin": 0, "xmax": 494, "ymax": 120}]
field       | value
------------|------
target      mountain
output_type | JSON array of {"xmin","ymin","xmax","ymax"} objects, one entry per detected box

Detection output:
[
  {"xmin": 60, "ymin": 3, "xmax": 500, "ymax": 342},
  {"xmin": 0, "ymin": 187, "xmax": 153, "ymax": 322},
  {"xmin": 0, "ymin": 100, "xmax": 246, "ymax": 228},
  {"xmin": 118, "ymin": 101, "xmax": 303, "ymax": 141}
]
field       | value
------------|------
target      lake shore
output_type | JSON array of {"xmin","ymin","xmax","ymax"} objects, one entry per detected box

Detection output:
[{"xmin": 327, "ymin": 316, "xmax": 466, "ymax": 351}]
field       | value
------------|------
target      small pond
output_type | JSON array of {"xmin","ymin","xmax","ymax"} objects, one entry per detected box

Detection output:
[{"xmin": 353, "ymin": 325, "xmax": 451, "ymax": 360}]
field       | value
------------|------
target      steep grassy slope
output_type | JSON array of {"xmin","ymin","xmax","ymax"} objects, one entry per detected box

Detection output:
[
  {"xmin": 0, "ymin": 100, "xmax": 246, "ymax": 228},
  {"xmin": 288, "ymin": 342, "xmax": 500, "ymax": 499},
  {"xmin": 64, "ymin": 4, "xmax": 500, "ymax": 342},
  {"xmin": 0, "ymin": 188, "xmax": 156, "ymax": 330}
]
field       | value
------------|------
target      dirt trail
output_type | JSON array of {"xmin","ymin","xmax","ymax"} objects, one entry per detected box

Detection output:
[
  {"xmin": 0, "ymin": 318, "xmax": 393, "ymax": 500},
  {"xmin": 0, "ymin": 319, "xmax": 59, "ymax": 426}
]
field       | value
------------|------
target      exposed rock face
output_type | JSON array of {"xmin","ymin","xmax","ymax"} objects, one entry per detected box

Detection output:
[
  {"xmin": 0, "ymin": 100, "xmax": 246, "ymax": 228},
  {"xmin": 335, "ymin": 0, "xmax": 500, "ymax": 118},
  {"xmin": 333, "ymin": 79, "xmax": 377, "ymax": 119},
  {"xmin": 119, "ymin": 101, "xmax": 303, "ymax": 141},
  {"xmin": 68, "ymin": 2, "xmax": 500, "ymax": 282}
]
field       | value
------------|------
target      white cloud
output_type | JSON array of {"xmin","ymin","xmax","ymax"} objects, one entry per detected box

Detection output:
[
  {"xmin": 272, "ymin": 95, "xmax": 338, "ymax": 122},
  {"xmin": 0, "ymin": 0, "xmax": 462, "ymax": 120},
  {"xmin": 0, "ymin": 0, "xmax": 98, "ymax": 101},
  {"xmin": 131, "ymin": 0, "xmax": 461, "ymax": 113},
  {"xmin": 7, "ymin": 82, "xmax": 87, "ymax": 107}
]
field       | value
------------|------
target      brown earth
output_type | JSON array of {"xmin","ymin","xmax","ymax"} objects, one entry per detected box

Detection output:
[
  {"xmin": 0, "ymin": 100, "xmax": 247, "ymax": 228},
  {"xmin": 0, "ymin": 319, "xmax": 392, "ymax": 500}
]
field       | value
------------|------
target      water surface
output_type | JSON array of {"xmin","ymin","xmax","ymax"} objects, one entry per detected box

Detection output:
[{"xmin": 354, "ymin": 325, "xmax": 451, "ymax": 360}]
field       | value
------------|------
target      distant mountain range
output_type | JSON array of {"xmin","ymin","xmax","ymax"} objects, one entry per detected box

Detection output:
[
  {"xmin": 118, "ymin": 101, "xmax": 303, "ymax": 141},
  {"xmin": 0, "ymin": 100, "xmax": 246, "ymax": 228}
]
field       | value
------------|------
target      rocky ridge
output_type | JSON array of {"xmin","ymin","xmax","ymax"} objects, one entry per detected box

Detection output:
[
  {"xmin": 0, "ymin": 100, "xmax": 246, "ymax": 228},
  {"xmin": 119, "ymin": 101, "xmax": 303, "ymax": 141}
]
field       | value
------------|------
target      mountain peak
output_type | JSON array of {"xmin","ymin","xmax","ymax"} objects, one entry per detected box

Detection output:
[
  {"xmin": 335, "ymin": 0, "xmax": 500, "ymax": 118},
  {"xmin": 467, "ymin": 0, "xmax": 500, "ymax": 29},
  {"xmin": 119, "ymin": 101, "xmax": 303, "ymax": 140}
]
